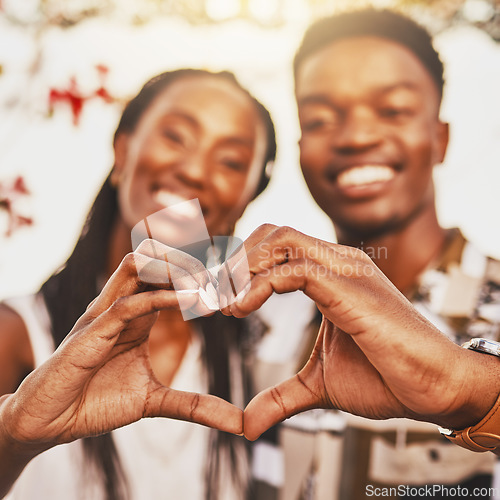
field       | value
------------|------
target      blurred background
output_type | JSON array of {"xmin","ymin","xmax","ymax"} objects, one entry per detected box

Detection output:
[{"xmin": 1, "ymin": 0, "xmax": 500, "ymax": 300}]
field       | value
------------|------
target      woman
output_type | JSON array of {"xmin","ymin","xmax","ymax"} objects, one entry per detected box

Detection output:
[{"xmin": 0, "ymin": 68, "xmax": 276, "ymax": 500}]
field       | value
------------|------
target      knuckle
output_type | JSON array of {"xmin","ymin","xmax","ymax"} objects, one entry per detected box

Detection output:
[
  {"xmin": 257, "ymin": 223, "xmax": 278, "ymax": 234},
  {"xmin": 135, "ymin": 238, "xmax": 154, "ymax": 254},
  {"xmin": 189, "ymin": 393, "xmax": 201, "ymax": 422},
  {"xmin": 105, "ymin": 299, "xmax": 131, "ymax": 325},
  {"xmin": 121, "ymin": 252, "xmax": 139, "ymax": 275},
  {"xmin": 109, "ymin": 295, "xmax": 128, "ymax": 314},
  {"xmin": 274, "ymin": 225, "xmax": 295, "ymax": 241},
  {"xmin": 353, "ymin": 247, "xmax": 371, "ymax": 261}
]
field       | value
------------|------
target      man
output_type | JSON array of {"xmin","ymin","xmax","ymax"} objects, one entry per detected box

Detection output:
[{"xmin": 243, "ymin": 8, "xmax": 500, "ymax": 500}]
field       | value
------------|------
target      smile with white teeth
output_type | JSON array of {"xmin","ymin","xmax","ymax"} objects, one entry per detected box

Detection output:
[
  {"xmin": 337, "ymin": 165, "xmax": 395, "ymax": 188},
  {"xmin": 153, "ymin": 191, "xmax": 200, "ymax": 218}
]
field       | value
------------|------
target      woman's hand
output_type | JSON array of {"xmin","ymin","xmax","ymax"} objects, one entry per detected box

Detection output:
[
  {"xmin": 218, "ymin": 225, "xmax": 498, "ymax": 440},
  {"xmin": 0, "ymin": 239, "xmax": 242, "ymax": 495}
]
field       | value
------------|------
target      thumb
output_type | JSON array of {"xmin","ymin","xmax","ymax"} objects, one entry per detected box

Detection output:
[
  {"xmin": 243, "ymin": 372, "xmax": 322, "ymax": 441},
  {"xmin": 145, "ymin": 386, "xmax": 244, "ymax": 435}
]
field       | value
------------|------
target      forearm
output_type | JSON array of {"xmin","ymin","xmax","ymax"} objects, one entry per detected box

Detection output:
[
  {"xmin": 0, "ymin": 394, "xmax": 49, "ymax": 497},
  {"xmin": 354, "ymin": 313, "xmax": 500, "ymax": 429}
]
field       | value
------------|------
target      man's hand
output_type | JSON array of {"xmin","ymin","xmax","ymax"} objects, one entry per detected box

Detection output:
[{"xmin": 218, "ymin": 225, "xmax": 498, "ymax": 440}]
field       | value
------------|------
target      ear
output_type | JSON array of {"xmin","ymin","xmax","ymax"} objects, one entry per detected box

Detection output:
[
  {"xmin": 434, "ymin": 121, "xmax": 449, "ymax": 165},
  {"xmin": 111, "ymin": 134, "xmax": 129, "ymax": 186}
]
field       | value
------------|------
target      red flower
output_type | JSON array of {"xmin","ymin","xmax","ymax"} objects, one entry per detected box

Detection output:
[
  {"xmin": 94, "ymin": 86, "xmax": 114, "ymax": 103},
  {"xmin": 48, "ymin": 77, "xmax": 86, "ymax": 125},
  {"xmin": 47, "ymin": 66, "xmax": 116, "ymax": 124},
  {"xmin": 96, "ymin": 64, "xmax": 109, "ymax": 76},
  {"xmin": 0, "ymin": 176, "xmax": 33, "ymax": 237}
]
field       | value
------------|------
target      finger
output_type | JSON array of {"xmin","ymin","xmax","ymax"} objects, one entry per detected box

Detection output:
[
  {"xmin": 133, "ymin": 253, "xmax": 200, "ymax": 289},
  {"xmin": 135, "ymin": 240, "xmax": 218, "ymax": 315},
  {"xmin": 226, "ymin": 256, "xmax": 384, "ymax": 338},
  {"xmin": 236, "ymin": 223, "xmax": 278, "ymax": 254},
  {"xmin": 218, "ymin": 243, "xmax": 251, "ymax": 309},
  {"xmin": 136, "ymin": 257, "xmax": 218, "ymax": 316},
  {"xmin": 135, "ymin": 239, "xmax": 211, "ymax": 286},
  {"xmin": 243, "ymin": 322, "xmax": 328, "ymax": 441},
  {"xmin": 224, "ymin": 259, "xmax": 312, "ymax": 317},
  {"xmin": 243, "ymin": 374, "xmax": 321, "ymax": 441},
  {"xmin": 88, "ymin": 253, "xmax": 206, "ymax": 318},
  {"xmin": 65, "ymin": 289, "xmax": 198, "ymax": 356},
  {"xmin": 243, "ymin": 226, "xmax": 329, "ymax": 274},
  {"xmin": 219, "ymin": 226, "xmax": 333, "ymax": 309},
  {"xmin": 145, "ymin": 387, "xmax": 244, "ymax": 435},
  {"xmin": 217, "ymin": 224, "xmax": 278, "ymax": 306}
]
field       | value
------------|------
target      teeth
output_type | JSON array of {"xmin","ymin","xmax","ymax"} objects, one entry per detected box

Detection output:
[
  {"xmin": 337, "ymin": 165, "xmax": 395, "ymax": 188},
  {"xmin": 153, "ymin": 191, "xmax": 199, "ymax": 218}
]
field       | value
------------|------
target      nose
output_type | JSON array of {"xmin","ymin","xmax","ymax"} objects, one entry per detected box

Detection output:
[
  {"xmin": 333, "ymin": 107, "xmax": 382, "ymax": 153},
  {"xmin": 175, "ymin": 153, "xmax": 207, "ymax": 189}
]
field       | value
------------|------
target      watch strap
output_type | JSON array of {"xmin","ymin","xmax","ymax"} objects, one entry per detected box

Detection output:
[{"xmin": 442, "ymin": 392, "xmax": 500, "ymax": 453}]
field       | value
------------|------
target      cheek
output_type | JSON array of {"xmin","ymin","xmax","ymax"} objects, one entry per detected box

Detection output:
[
  {"xmin": 403, "ymin": 130, "xmax": 435, "ymax": 182},
  {"xmin": 128, "ymin": 135, "xmax": 179, "ymax": 175},
  {"xmin": 210, "ymin": 172, "xmax": 252, "ymax": 208},
  {"xmin": 300, "ymin": 150, "xmax": 328, "ymax": 200},
  {"xmin": 299, "ymin": 135, "xmax": 328, "ymax": 170},
  {"xmin": 400, "ymin": 119, "xmax": 437, "ymax": 161}
]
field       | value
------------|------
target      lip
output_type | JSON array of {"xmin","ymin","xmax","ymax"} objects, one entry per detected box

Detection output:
[
  {"xmin": 325, "ymin": 163, "xmax": 400, "ymax": 200},
  {"xmin": 151, "ymin": 188, "xmax": 209, "ymax": 221}
]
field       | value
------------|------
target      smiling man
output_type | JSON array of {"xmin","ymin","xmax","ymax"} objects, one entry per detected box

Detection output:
[{"xmin": 269, "ymin": 8, "xmax": 500, "ymax": 500}]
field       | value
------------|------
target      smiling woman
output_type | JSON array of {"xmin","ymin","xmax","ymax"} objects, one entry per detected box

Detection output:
[
  {"xmin": 0, "ymin": 68, "xmax": 276, "ymax": 500},
  {"xmin": 112, "ymin": 73, "xmax": 269, "ymax": 243}
]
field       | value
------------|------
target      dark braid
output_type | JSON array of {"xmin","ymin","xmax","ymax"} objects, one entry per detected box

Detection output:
[
  {"xmin": 40, "ymin": 176, "xmax": 129, "ymax": 500},
  {"xmin": 40, "ymin": 175, "xmax": 117, "ymax": 347}
]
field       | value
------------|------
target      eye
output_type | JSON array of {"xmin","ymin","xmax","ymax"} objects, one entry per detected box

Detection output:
[
  {"xmin": 301, "ymin": 112, "xmax": 340, "ymax": 133},
  {"xmin": 162, "ymin": 127, "xmax": 185, "ymax": 145},
  {"xmin": 378, "ymin": 107, "xmax": 413, "ymax": 119},
  {"xmin": 221, "ymin": 158, "xmax": 247, "ymax": 172},
  {"xmin": 302, "ymin": 119, "xmax": 328, "ymax": 132}
]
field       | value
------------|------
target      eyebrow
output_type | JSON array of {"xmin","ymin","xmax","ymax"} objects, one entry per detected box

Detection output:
[
  {"xmin": 218, "ymin": 137, "xmax": 254, "ymax": 149},
  {"xmin": 162, "ymin": 111, "xmax": 254, "ymax": 149},
  {"xmin": 297, "ymin": 82, "xmax": 420, "ymax": 108},
  {"xmin": 374, "ymin": 82, "xmax": 420, "ymax": 97},
  {"xmin": 161, "ymin": 110, "xmax": 200, "ymax": 129}
]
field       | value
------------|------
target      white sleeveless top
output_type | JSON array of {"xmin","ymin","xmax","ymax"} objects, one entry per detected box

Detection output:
[{"xmin": 4, "ymin": 294, "xmax": 217, "ymax": 500}]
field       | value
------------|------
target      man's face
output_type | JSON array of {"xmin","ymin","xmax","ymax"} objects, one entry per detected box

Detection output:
[{"xmin": 296, "ymin": 36, "xmax": 449, "ymax": 238}]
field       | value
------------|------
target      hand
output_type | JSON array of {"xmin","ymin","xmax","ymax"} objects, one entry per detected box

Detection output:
[
  {"xmin": 0, "ymin": 240, "xmax": 242, "ymax": 457},
  {"xmin": 218, "ymin": 225, "xmax": 488, "ymax": 440}
]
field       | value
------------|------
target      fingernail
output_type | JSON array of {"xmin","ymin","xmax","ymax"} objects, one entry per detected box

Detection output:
[
  {"xmin": 205, "ymin": 282, "xmax": 219, "ymax": 308},
  {"xmin": 235, "ymin": 282, "xmax": 251, "ymax": 304},
  {"xmin": 175, "ymin": 289, "xmax": 199, "ymax": 311},
  {"xmin": 198, "ymin": 286, "xmax": 219, "ymax": 311}
]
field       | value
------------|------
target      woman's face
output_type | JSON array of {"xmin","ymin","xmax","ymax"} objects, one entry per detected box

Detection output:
[{"xmin": 113, "ymin": 75, "xmax": 266, "ymax": 245}]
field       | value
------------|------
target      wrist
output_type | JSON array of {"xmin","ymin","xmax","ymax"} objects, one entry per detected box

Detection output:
[
  {"xmin": 0, "ymin": 394, "xmax": 51, "ymax": 497},
  {"xmin": 438, "ymin": 339, "xmax": 500, "ymax": 453},
  {"xmin": 0, "ymin": 393, "xmax": 51, "ymax": 459},
  {"xmin": 440, "ymin": 392, "xmax": 500, "ymax": 453}
]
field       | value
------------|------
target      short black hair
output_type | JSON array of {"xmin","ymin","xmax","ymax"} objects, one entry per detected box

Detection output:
[{"xmin": 294, "ymin": 8, "xmax": 445, "ymax": 99}]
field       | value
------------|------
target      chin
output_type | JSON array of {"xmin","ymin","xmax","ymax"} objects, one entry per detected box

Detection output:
[{"xmin": 336, "ymin": 214, "xmax": 409, "ymax": 241}]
